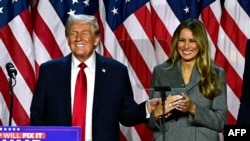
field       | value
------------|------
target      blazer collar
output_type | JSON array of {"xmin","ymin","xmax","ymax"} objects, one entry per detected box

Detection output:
[{"xmin": 167, "ymin": 60, "xmax": 200, "ymax": 91}]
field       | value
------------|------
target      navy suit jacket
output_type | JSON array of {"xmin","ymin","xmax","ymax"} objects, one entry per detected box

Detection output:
[
  {"xmin": 30, "ymin": 52, "xmax": 147, "ymax": 141},
  {"xmin": 237, "ymin": 39, "xmax": 250, "ymax": 125}
]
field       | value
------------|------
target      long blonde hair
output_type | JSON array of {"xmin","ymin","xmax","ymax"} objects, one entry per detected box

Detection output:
[{"xmin": 169, "ymin": 18, "xmax": 221, "ymax": 99}]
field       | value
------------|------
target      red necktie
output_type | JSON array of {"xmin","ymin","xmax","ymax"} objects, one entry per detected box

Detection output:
[{"xmin": 72, "ymin": 63, "xmax": 87, "ymax": 141}]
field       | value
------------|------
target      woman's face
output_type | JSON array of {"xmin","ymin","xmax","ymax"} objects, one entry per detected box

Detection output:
[{"xmin": 177, "ymin": 28, "xmax": 199, "ymax": 63}]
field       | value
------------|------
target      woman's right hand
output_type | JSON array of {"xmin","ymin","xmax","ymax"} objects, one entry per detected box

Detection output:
[{"xmin": 153, "ymin": 95, "xmax": 183, "ymax": 119}]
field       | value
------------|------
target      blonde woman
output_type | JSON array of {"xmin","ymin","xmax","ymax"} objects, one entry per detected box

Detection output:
[{"xmin": 148, "ymin": 18, "xmax": 227, "ymax": 141}]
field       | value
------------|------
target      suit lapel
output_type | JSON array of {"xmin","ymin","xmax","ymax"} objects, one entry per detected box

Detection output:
[
  {"xmin": 58, "ymin": 54, "xmax": 72, "ymax": 122},
  {"xmin": 92, "ymin": 53, "xmax": 107, "ymax": 116}
]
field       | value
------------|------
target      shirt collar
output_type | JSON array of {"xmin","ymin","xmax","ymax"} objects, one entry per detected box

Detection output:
[{"xmin": 72, "ymin": 52, "xmax": 96, "ymax": 71}]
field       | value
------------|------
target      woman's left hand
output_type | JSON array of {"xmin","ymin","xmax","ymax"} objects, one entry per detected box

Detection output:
[{"xmin": 175, "ymin": 93, "xmax": 196, "ymax": 115}]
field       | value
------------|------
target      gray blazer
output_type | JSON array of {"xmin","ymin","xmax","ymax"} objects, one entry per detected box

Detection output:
[{"xmin": 147, "ymin": 60, "xmax": 227, "ymax": 141}]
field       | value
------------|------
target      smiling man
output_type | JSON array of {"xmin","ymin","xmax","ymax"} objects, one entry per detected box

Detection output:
[{"xmin": 30, "ymin": 14, "xmax": 161, "ymax": 141}]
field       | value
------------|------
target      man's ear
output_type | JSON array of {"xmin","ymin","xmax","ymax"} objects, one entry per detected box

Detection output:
[{"xmin": 94, "ymin": 36, "xmax": 100, "ymax": 47}]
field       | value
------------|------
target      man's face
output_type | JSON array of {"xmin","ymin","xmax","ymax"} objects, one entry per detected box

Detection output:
[{"xmin": 67, "ymin": 22, "xmax": 100, "ymax": 62}]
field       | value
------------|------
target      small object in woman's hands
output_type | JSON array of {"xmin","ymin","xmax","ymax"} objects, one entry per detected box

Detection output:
[{"xmin": 172, "ymin": 95, "xmax": 184, "ymax": 102}]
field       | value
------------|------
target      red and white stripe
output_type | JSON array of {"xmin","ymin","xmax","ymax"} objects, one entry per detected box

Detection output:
[
  {"xmin": 98, "ymin": 1, "xmax": 155, "ymax": 141},
  {"xmin": 0, "ymin": 5, "xmax": 34, "ymax": 126},
  {"xmin": 217, "ymin": 0, "xmax": 250, "ymax": 124}
]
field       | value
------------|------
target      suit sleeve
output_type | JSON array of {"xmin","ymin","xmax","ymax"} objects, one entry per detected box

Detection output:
[
  {"xmin": 30, "ymin": 64, "xmax": 47, "ymax": 125},
  {"xmin": 119, "ymin": 67, "xmax": 148, "ymax": 126},
  {"xmin": 237, "ymin": 39, "xmax": 250, "ymax": 125}
]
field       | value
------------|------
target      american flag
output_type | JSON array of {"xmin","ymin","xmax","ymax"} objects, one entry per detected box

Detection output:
[
  {"xmin": 0, "ymin": 0, "xmax": 34, "ymax": 126},
  {"xmin": 0, "ymin": 0, "xmax": 249, "ymax": 141}
]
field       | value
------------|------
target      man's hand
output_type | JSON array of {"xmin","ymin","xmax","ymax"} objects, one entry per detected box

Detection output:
[{"xmin": 146, "ymin": 98, "xmax": 161, "ymax": 114}]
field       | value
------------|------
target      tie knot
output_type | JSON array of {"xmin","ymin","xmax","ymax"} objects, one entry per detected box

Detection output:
[{"xmin": 79, "ymin": 63, "xmax": 86, "ymax": 70}]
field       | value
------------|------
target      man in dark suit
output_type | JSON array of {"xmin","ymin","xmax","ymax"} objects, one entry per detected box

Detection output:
[
  {"xmin": 30, "ymin": 14, "xmax": 161, "ymax": 141},
  {"xmin": 237, "ymin": 39, "xmax": 250, "ymax": 125}
]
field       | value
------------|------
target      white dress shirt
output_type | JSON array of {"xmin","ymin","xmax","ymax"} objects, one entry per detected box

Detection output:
[{"xmin": 71, "ymin": 53, "xmax": 96, "ymax": 141}]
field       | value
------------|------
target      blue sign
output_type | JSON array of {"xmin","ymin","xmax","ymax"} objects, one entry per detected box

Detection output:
[{"xmin": 0, "ymin": 126, "xmax": 81, "ymax": 141}]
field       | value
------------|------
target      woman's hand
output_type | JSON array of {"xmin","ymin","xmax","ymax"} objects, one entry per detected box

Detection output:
[
  {"xmin": 153, "ymin": 95, "xmax": 183, "ymax": 119},
  {"xmin": 175, "ymin": 93, "xmax": 196, "ymax": 115}
]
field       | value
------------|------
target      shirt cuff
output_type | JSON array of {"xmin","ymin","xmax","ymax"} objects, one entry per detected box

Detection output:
[{"xmin": 146, "ymin": 101, "xmax": 150, "ymax": 118}]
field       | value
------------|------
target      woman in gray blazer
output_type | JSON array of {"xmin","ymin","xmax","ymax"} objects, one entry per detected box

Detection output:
[{"xmin": 147, "ymin": 18, "xmax": 227, "ymax": 141}]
